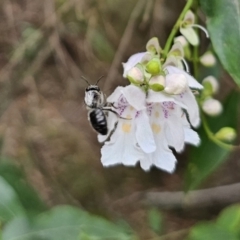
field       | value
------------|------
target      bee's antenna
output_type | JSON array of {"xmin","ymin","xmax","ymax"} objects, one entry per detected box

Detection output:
[
  {"xmin": 95, "ymin": 75, "xmax": 104, "ymax": 85},
  {"xmin": 81, "ymin": 76, "xmax": 90, "ymax": 85}
]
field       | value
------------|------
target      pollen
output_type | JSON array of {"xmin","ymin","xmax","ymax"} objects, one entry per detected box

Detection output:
[
  {"xmin": 154, "ymin": 111, "xmax": 160, "ymax": 118},
  {"xmin": 152, "ymin": 123, "xmax": 161, "ymax": 134},
  {"xmin": 122, "ymin": 123, "xmax": 132, "ymax": 133},
  {"xmin": 129, "ymin": 106, "xmax": 134, "ymax": 111}
]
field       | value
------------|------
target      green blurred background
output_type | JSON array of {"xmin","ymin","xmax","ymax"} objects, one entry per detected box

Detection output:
[{"xmin": 0, "ymin": 0, "xmax": 239, "ymax": 239}]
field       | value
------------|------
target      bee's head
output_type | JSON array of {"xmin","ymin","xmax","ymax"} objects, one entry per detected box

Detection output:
[
  {"xmin": 81, "ymin": 75, "xmax": 104, "ymax": 90},
  {"xmin": 85, "ymin": 85, "xmax": 100, "ymax": 92}
]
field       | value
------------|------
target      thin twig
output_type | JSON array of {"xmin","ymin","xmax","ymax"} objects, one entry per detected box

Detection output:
[
  {"xmin": 144, "ymin": 183, "xmax": 240, "ymax": 210},
  {"xmin": 139, "ymin": 0, "xmax": 155, "ymax": 30},
  {"xmin": 0, "ymin": 0, "xmax": 77, "ymax": 81},
  {"xmin": 103, "ymin": 0, "xmax": 146, "ymax": 91}
]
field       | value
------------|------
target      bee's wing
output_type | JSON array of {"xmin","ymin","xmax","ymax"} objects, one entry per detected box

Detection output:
[{"xmin": 59, "ymin": 100, "xmax": 87, "ymax": 124}]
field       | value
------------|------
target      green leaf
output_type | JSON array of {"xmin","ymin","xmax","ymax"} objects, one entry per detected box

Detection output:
[
  {"xmin": 147, "ymin": 208, "xmax": 162, "ymax": 234},
  {"xmin": 0, "ymin": 177, "xmax": 25, "ymax": 222},
  {"xmin": 0, "ymin": 162, "xmax": 46, "ymax": 215},
  {"xmin": 185, "ymin": 91, "xmax": 240, "ymax": 190},
  {"xmin": 200, "ymin": 0, "xmax": 240, "ymax": 86},
  {"xmin": 2, "ymin": 216, "xmax": 35, "ymax": 240},
  {"xmin": 217, "ymin": 204, "xmax": 240, "ymax": 235},
  {"xmin": 188, "ymin": 222, "xmax": 239, "ymax": 240},
  {"xmin": 2, "ymin": 206, "xmax": 134, "ymax": 240}
]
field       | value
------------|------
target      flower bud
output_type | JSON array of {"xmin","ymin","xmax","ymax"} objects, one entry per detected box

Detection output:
[
  {"xmin": 146, "ymin": 58, "xmax": 161, "ymax": 75},
  {"xmin": 168, "ymin": 42, "xmax": 184, "ymax": 58},
  {"xmin": 174, "ymin": 36, "xmax": 188, "ymax": 47},
  {"xmin": 164, "ymin": 73, "xmax": 187, "ymax": 95},
  {"xmin": 122, "ymin": 52, "xmax": 145, "ymax": 77},
  {"xmin": 215, "ymin": 127, "xmax": 237, "ymax": 142},
  {"xmin": 200, "ymin": 51, "xmax": 216, "ymax": 67},
  {"xmin": 149, "ymin": 75, "xmax": 165, "ymax": 91},
  {"xmin": 202, "ymin": 98, "xmax": 222, "ymax": 116},
  {"xmin": 141, "ymin": 52, "xmax": 153, "ymax": 65},
  {"xmin": 182, "ymin": 10, "xmax": 195, "ymax": 26},
  {"xmin": 146, "ymin": 37, "xmax": 161, "ymax": 55},
  {"xmin": 163, "ymin": 56, "xmax": 178, "ymax": 68},
  {"xmin": 180, "ymin": 10, "xmax": 199, "ymax": 46},
  {"xmin": 202, "ymin": 76, "xmax": 219, "ymax": 94},
  {"xmin": 127, "ymin": 65, "xmax": 144, "ymax": 84}
]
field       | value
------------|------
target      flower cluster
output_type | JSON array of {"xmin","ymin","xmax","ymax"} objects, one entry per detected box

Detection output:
[{"xmin": 99, "ymin": 36, "xmax": 203, "ymax": 173}]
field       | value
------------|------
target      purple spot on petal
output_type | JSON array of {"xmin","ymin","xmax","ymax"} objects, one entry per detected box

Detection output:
[
  {"xmin": 147, "ymin": 103, "xmax": 153, "ymax": 116},
  {"xmin": 135, "ymin": 111, "xmax": 140, "ymax": 118}
]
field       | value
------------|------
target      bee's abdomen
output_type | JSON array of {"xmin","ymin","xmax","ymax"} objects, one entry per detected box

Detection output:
[{"xmin": 89, "ymin": 109, "xmax": 108, "ymax": 135}]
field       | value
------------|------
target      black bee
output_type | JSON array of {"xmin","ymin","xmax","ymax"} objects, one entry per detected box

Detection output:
[{"xmin": 82, "ymin": 76, "xmax": 111, "ymax": 135}]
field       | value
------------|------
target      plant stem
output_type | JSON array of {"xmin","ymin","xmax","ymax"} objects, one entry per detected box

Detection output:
[
  {"xmin": 192, "ymin": 46, "xmax": 199, "ymax": 77},
  {"xmin": 163, "ymin": 0, "xmax": 194, "ymax": 56}
]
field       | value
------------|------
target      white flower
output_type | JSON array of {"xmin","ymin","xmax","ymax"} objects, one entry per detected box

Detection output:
[
  {"xmin": 202, "ymin": 76, "xmax": 219, "ymax": 94},
  {"xmin": 123, "ymin": 53, "xmax": 203, "ymax": 127},
  {"xmin": 147, "ymin": 90, "xmax": 200, "ymax": 150},
  {"xmin": 140, "ymin": 95, "xmax": 200, "ymax": 172},
  {"xmin": 127, "ymin": 65, "xmax": 145, "ymax": 84},
  {"xmin": 101, "ymin": 51, "xmax": 202, "ymax": 172},
  {"xmin": 122, "ymin": 52, "xmax": 146, "ymax": 77},
  {"xmin": 164, "ymin": 73, "xmax": 188, "ymax": 95},
  {"xmin": 180, "ymin": 10, "xmax": 209, "ymax": 46},
  {"xmin": 166, "ymin": 42, "xmax": 186, "ymax": 71},
  {"xmin": 100, "ymin": 85, "xmax": 200, "ymax": 173},
  {"xmin": 163, "ymin": 66, "xmax": 203, "ymax": 127},
  {"xmin": 100, "ymin": 85, "xmax": 156, "ymax": 167},
  {"xmin": 200, "ymin": 51, "xmax": 216, "ymax": 67},
  {"xmin": 100, "ymin": 79, "xmax": 201, "ymax": 172},
  {"xmin": 164, "ymin": 65, "xmax": 203, "ymax": 90},
  {"xmin": 174, "ymin": 35, "xmax": 188, "ymax": 47},
  {"xmin": 146, "ymin": 37, "xmax": 161, "ymax": 54},
  {"xmin": 139, "ymin": 102, "xmax": 178, "ymax": 172},
  {"xmin": 202, "ymin": 98, "xmax": 222, "ymax": 116}
]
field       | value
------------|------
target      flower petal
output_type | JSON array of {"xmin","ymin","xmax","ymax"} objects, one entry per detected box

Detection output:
[
  {"xmin": 140, "ymin": 104, "xmax": 177, "ymax": 172},
  {"xmin": 174, "ymin": 88, "xmax": 200, "ymax": 127},
  {"xmin": 147, "ymin": 90, "xmax": 187, "ymax": 109},
  {"xmin": 140, "ymin": 127, "xmax": 177, "ymax": 173},
  {"xmin": 107, "ymin": 86, "xmax": 124, "ymax": 103},
  {"xmin": 184, "ymin": 128, "xmax": 200, "ymax": 146},
  {"xmin": 180, "ymin": 27, "xmax": 199, "ymax": 46},
  {"xmin": 135, "ymin": 111, "xmax": 156, "ymax": 153},
  {"xmin": 168, "ymin": 41, "xmax": 184, "ymax": 58},
  {"xmin": 121, "ymin": 85, "xmax": 146, "ymax": 111},
  {"xmin": 123, "ymin": 52, "xmax": 146, "ymax": 77},
  {"xmin": 101, "ymin": 119, "xmax": 143, "ymax": 167},
  {"xmin": 183, "ymin": 10, "xmax": 195, "ymax": 24},
  {"xmin": 165, "ymin": 66, "xmax": 203, "ymax": 89},
  {"xmin": 182, "ymin": 114, "xmax": 200, "ymax": 146},
  {"xmin": 163, "ymin": 105, "xmax": 185, "ymax": 152},
  {"xmin": 165, "ymin": 73, "xmax": 188, "ymax": 95}
]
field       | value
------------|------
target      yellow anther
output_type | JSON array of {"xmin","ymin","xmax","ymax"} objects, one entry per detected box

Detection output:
[
  {"xmin": 122, "ymin": 123, "xmax": 132, "ymax": 133},
  {"xmin": 152, "ymin": 123, "xmax": 161, "ymax": 134}
]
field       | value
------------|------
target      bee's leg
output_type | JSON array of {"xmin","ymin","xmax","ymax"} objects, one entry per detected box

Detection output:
[
  {"xmin": 105, "ymin": 102, "xmax": 118, "ymax": 109},
  {"xmin": 103, "ymin": 107, "xmax": 132, "ymax": 120},
  {"xmin": 192, "ymin": 90, "xmax": 199, "ymax": 95}
]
